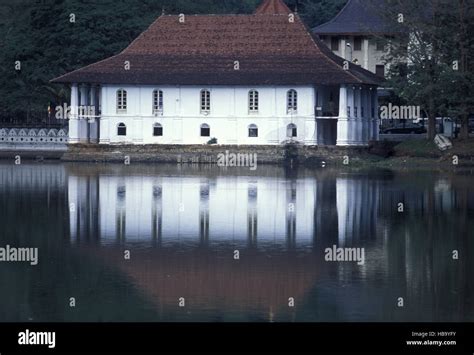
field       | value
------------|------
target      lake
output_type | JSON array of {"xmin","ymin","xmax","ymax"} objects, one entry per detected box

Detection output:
[{"xmin": 0, "ymin": 162, "xmax": 473, "ymax": 322}]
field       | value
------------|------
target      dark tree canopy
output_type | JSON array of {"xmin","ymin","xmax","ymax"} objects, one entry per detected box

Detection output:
[{"xmin": 0, "ymin": 0, "xmax": 346, "ymax": 122}]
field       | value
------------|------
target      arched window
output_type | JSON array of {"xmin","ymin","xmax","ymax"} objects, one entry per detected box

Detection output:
[
  {"xmin": 153, "ymin": 90, "xmax": 163, "ymax": 113},
  {"xmin": 248, "ymin": 124, "xmax": 258, "ymax": 137},
  {"xmin": 117, "ymin": 89, "xmax": 127, "ymax": 112},
  {"xmin": 153, "ymin": 123, "xmax": 163, "ymax": 137},
  {"xmin": 200, "ymin": 123, "xmax": 210, "ymax": 137},
  {"xmin": 287, "ymin": 123, "xmax": 297, "ymax": 138},
  {"xmin": 117, "ymin": 123, "xmax": 127, "ymax": 136},
  {"xmin": 200, "ymin": 90, "xmax": 210, "ymax": 113},
  {"xmin": 249, "ymin": 90, "xmax": 259, "ymax": 113},
  {"xmin": 287, "ymin": 89, "xmax": 298, "ymax": 113}
]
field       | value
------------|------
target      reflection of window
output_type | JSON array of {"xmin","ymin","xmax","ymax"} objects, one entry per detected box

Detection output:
[
  {"xmin": 354, "ymin": 37, "xmax": 362, "ymax": 51},
  {"xmin": 117, "ymin": 186, "xmax": 126, "ymax": 200},
  {"xmin": 153, "ymin": 123, "xmax": 163, "ymax": 137},
  {"xmin": 153, "ymin": 185, "xmax": 162, "ymax": 198},
  {"xmin": 200, "ymin": 185, "xmax": 210, "ymax": 199},
  {"xmin": 117, "ymin": 123, "xmax": 126, "ymax": 136},
  {"xmin": 248, "ymin": 185, "xmax": 258, "ymax": 201},
  {"xmin": 248, "ymin": 124, "xmax": 258, "ymax": 137},
  {"xmin": 287, "ymin": 124, "xmax": 297, "ymax": 138},
  {"xmin": 248, "ymin": 90, "xmax": 259, "ymax": 112},
  {"xmin": 200, "ymin": 123, "xmax": 210, "ymax": 137},
  {"xmin": 200, "ymin": 90, "xmax": 210, "ymax": 113},
  {"xmin": 331, "ymin": 37, "xmax": 339, "ymax": 51}
]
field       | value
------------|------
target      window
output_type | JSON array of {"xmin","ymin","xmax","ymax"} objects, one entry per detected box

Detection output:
[
  {"xmin": 117, "ymin": 89, "xmax": 127, "ymax": 112},
  {"xmin": 361, "ymin": 107, "xmax": 365, "ymax": 117},
  {"xmin": 117, "ymin": 123, "xmax": 127, "ymax": 136},
  {"xmin": 354, "ymin": 37, "xmax": 362, "ymax": 51},
  {"xmin": 347, "ymin": 106, "xmax": 351, "ymax": 117},
  {"xmin": 200, "ymin": 90, "xmax": 210, "ymax": 113},
  {"xmin": 153, "ymin": 123, "xmax": 163, "ymax": 137},
  {"xmin": 287, "ymin": 124, "xmax": 297, "ymax": 138},
  {"xmin": 354, "ymin": 107, "xmax": 358, "ymax": 117},
  {"xmin": 287, "ymin": 89, "xmax": 298, "ymax": 113},
  {"xmin": 331, "ymin": 37, "xmax": 339, "ymax": 51},
  {"xmin": 200, "ymin": 123, "xmax": 210, "ymax": 137},
  {"xmin": 376, "ymin": 65, "xmax": 385, "ymax": 78},
  {"xmin": 249, "ymin": 90, "xmax": 259, "ymax": 113},
  {"xmin": 376, "ymin": 40, "xmax": 385, "ymax": 51},
  {"xmin": 248, "ymin": 124, "xmax": 258, "ymax": 137},
  {"xmin": 153, "ymin": 90, "xmax": 163, "ymax": 113}
]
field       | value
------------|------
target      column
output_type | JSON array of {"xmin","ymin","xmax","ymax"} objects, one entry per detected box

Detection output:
[
  {"xmin": 69, "ymin": 84, "xmax": 79, "ymax": 144},
  {"xmin": 340, "ymin": 37, "xmax": 346, "ymax": 60},
  {"xmin": 99, "ymin": 86, "xmax": 110, "ymax": 144},
  {"xmin": 355, "ymin": 87, "xmax": 362, "ymax": 145},
  {"xmin": 336, "ymin": 84, "xmax": 349, "ymax": 146},
  {"xmin": 361, "ymin": 89, "xmax": 367, "ymax": 144},
  {"xmin": 79, "ymin": 85, "xmax": 89, "ymax": 143},
  {"xmin": 89, "ymin": 85, "xmax": 99, "ymax": 144},
  {"xmin": 363, "ymin": 38, "xmax": 369, "ymax": 70},
  {"xmin": 347, "ymin": 86, "xmax": 356, "ymax": 145},
  {"xmin": 367, "ymin": 88, "xmax": 373, "ymax": 141},
  {"xmin": 372, "ymin": 89, "xmax": 380, "ymax": 141}
]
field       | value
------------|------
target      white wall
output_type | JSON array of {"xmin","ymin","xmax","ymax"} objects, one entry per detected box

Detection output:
[
  {"xmin": 321, "ymin": 35, "xmax": 386, "ymax": 74},
  {"xmin": 98, "ymin": 85, "xmax": 316, "ymax": 145}
]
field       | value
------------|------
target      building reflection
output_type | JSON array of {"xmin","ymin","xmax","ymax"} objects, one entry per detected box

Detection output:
[{"xmin": 0, "ymin": 163, "xmax": 472, "ymax": 321}]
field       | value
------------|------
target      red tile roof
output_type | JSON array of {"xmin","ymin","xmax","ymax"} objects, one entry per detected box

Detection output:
[
  {"xmin": 52, "ymin": 1, "xmax": 382, "ymax": 86},
  {"xmin": 254, "ymin": 0, "xmax": 292, "ymax": 14}
]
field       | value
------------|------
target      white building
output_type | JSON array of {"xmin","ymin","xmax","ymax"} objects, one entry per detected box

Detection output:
[
  {"xmin": 313, "ymin": 0, "xmax": 396, "ymax": 78},
  {"xmin": 52, "ymin": 0, "xmax": 382, "ymax": 147}
]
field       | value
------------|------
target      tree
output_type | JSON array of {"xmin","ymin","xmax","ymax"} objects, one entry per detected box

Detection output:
[{"xmin": 381, "ymin": 0, "xmax": 474, "ymax": 140}]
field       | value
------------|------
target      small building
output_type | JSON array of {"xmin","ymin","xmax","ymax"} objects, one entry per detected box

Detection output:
[
  {"xmin": 52, "ymin": 0, "xmax": 382, "ymax": 146},
  {"xmin": 313, "ymin": 0, "xmax": 396, "ymax": 78}
]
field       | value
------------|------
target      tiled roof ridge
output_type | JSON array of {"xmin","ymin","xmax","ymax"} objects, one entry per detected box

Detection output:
[{"xmin": 254, "ymin": 0, "xmax": 292, "ymax": 15}]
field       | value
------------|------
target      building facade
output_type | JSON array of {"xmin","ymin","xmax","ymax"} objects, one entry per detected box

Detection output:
[
  {"xmin": 313, "ymin": 0, "xmax": 395, "ymax": 78},
  {"xmin": 53, "ymin": 0, "xmax": 382, "ymax": 147}
]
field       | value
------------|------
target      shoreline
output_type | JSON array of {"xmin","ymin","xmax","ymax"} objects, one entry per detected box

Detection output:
[{"xmin": 0, "ymin": 140, "xmax": 472, "ymax": 169}]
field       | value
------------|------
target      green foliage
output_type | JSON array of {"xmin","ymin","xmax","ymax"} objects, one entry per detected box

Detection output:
[
  {"xmin": 381, "ymin": 0, "xmax": 474, "ymax": 139},
  {"xmin": 0, "ymin": 0, "xmax": 347, "ymax": 121}
]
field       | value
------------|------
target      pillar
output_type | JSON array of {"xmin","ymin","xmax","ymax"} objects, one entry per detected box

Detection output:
[
  {"xmin": 336, "ymin": 84, "xmax": 349, "ymax": 146},
  {"xmin": 372, "ymin": 89, "xmax": 380, "ymax": 141},
  {"xmin": 99, "ymin": 86, "xmax": 110, "ymax": 144},
  {"xmin": 79, "ymin": 85, "xmax": 89, "ymax": 143},
  {"xmin": 69, "ymin": 83, "xmax": 79, "ymax": 144},
  {"xmin": 367, "ymin": 87, "xmax": 373, "ymax": 141},
  {"xmin": 363, "ymin": 38, "xmax": 369, "ymax": 70},
  {"xmin": 89, "ymin": 85, "xmax": 99, "ymax": 143}
]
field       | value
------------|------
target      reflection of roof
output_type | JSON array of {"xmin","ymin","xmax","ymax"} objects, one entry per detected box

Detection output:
[
  {"xmin": 51, "ymin": 0, "xmax": 382, "ymax": 86},
  {"xmin": 313, "ymin": 0, "xmax": 396, "ymax": 35},
  {"xmin": 86, "ymin": 246, "xmax": 320, "ymax": 314}
]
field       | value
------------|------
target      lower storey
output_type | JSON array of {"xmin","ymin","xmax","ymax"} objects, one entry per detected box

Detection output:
[{"xmin": 68, "ymin": 116, "xmax": 380, "ymax": 146}]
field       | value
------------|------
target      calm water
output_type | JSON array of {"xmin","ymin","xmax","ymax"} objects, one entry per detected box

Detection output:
[{"xmin": 0, "ymin": 162, "xmax": 473, "ymax": 322}]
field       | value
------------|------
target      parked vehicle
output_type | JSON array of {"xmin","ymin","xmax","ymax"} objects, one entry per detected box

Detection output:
[{"xmin": 381, "ymin": 123, "xmax": 427, "ymax": 134}]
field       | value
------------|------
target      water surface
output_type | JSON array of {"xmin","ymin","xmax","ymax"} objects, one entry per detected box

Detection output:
[{"xmin": 0, "ymin": 163, "xmax": 473, "ymax": 322}]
